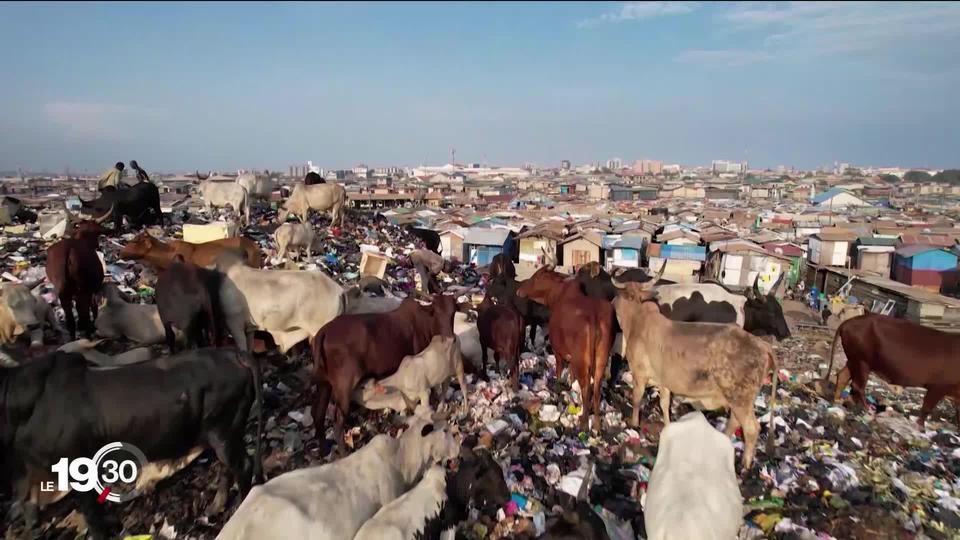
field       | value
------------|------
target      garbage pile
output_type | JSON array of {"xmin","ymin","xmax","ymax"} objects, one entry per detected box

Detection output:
[{"xmin": 2, "ymin": 204, "xmax": 960, "ymax": 540}]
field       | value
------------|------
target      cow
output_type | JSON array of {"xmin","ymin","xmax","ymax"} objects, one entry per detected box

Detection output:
[
  {"xmin": 353, "ymin": 448, "xmax": 510, "ymax": 540},
  {"xmin": 644, "ymin": 411, "xmax": 743, "ymax": 540},
  {"xmin": 57, "ymin": 338, "xmax": 155, "ymax": 367},
  {"xmin": 215, "ymin": 407, "xmax": 458, "ymax": 540},
  {"xmin": 311, "ymin": 294, "xmax": 458, "ymax": 452},
  {"xmin": 278, "ymin": 182, "xmax": 347, "ymax": 227},
  {"xmin": 0, "ymin": 281, "xmax": 61, "ymax": 347},
  {"xmin": 1, "ymin": 196, "xmax": 38, "ymax": 224},
  {"xmin": 120, "ymin": 231, "xmax": 262, "ymax": 270},
  {"xmin": 236, "ymin": 172, "xmax": 276, "ymax": 201},
  {"xmin": 576, "ymin": 262, "xmax": 673, "ymax": 303},
  {"xmin": 612, "ymin": 281, "xmax": 778, "ymax": 471},
  {"xmin": 404, "ymin": 224, "xmax": 442, "ymax": 254},
  {"xmin": 612, "ymin": 272, "xmax": 792, "ymax": 340},
  {"xmin": 410, "ymin": 248, "xmax": 445, "ymax": 294},
  {"xmin": 156, "ymin": 255, "xmax": 223, "ymax": 353},
  {"xmin": 823, "ymin": 312, "xmax": 960, "ymax": 428},
  {"xmin": 344, "ymin": 288, "xmax": 404, "ymax": 315},
  {"xmin": 94, "ymin": 283, "xmax": 167, "ymax": 345},
  {"xmin": 78, "ymin": 182, "xmax": 163, "ymax": 231},
  {"xmin": 215, "ymin": 251, "xmax": 346, "ymax": 354},
  {"xmin": 486, "ymin": 273, "xmax": 550, "ymax": 352},
  {"xmin": 304, "ymin": 171, "xmax": 326, "ymax": 185},
  {"xmin": 454, "ymin": 311, "xmax": 483, "ymax": 373},
  {"xmin": 488, "ymin": 253, "xmax": 516, "ymax": 280},
  {"xmin": 273, "ymin": 222, "xmax": 317, "ymax": 262},
  {"xmin": 1, "ymin": 348, "xmax": 262, "ymax": 538},
  {"xmin": 516, "ymin": 265, "xmax": 615, "ymax": 432},
  {"xmin": 373, "ymin": 335, "xmax": 468, "ymax": 413},
  {"xmin": 46, "ymin": 219, "xmax": 110, "ymax": 339},
  {"xmin": 477, "ymin": 295, "xmax": 524, "ymax": 389},
  {"xmin": 199, "ymin": 180, "xmax": 250, "ymax": 225}
]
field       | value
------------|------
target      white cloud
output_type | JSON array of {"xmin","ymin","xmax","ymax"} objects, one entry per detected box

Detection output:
[
  {"xmin": 579, "ymin": 1, "xmax": 700, "ymax": 28},
  {"xmin": 44, "ymin": 101, "xmax": 162, "ymax": 139},
  {"xmin": 674, "ymin": 49, "xmax": 773, "ymax": 67}
]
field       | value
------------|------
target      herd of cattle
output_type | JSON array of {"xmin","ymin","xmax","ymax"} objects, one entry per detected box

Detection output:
[{"xmin": 1, "ymin": 177, "xmax": 958, "ymax": 539}]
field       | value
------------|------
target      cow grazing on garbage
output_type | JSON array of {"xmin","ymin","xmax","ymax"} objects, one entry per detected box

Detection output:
[
  {"xmin": 46, "ymin": 219, "xmax": 110, "ymax": 340},
  {"xmin": 353, "ymin": 447, "xmax": 511, "ymax": 540},
  {"xmin": 0, "ymin": 348, "xmax": 262, "ymax": 538},
  {"xmin": 216, "ymin": 408, "xmax": 458, "ymax": 540},
  {"xmin": 79, "ymin": 182, "xmax": 163, "ymax": 230},
  {"xmin": 516, "ymin": 265, "xmax": 615, "ymax": 432},
  {"xmin": 278, "ymin": 182, "xmax": 347, "ymax": 227},
  {"xmin": 405, "ymin": 224, "xmax": 442, "ymax": 254},
  {"xmin": 824, "ymin": 312, "xmax": 960, "ymax": 428},
  {"xmin": 215, "ymin": 251, "xmax": 346, "ymax": 354},
  {"xmin": 487, "ymin": 273, "xmax": 551, "ymax": 352},
  {"xmin": 375, "ymin": 334, "xmax": 468, "ymax": 413},
  {"xmin": 120, "ymin": 231, "xmax": 261, "ymax": 270},
  {"xmin": 311, "ymin": 294, "xmax": 458, "ymax": 451},
  {"xmin": 613, "ymin": 281, "xmax": 778, "ymax": 471},
  {"xmin": 0, "ymin": 281, "xmax": 61, "ymax": 347},
  {"xmin": 156, "ymin": 255, "xmax": 224, "ymax": 353},
  {"xmin": 236, "ymin": 172, "xmax": 275, "ymax": 201},
  {"xmin": 410, "ymin": 248, "xmax": 445, "ymax": 294},
  {"xmin": 273, "ymin": 222, "xmax": 317, "ymax": 262},
  {"xmin": 477, "ymin": 295, "xmax": 524, "ymax": 389},
  {"xmin": 644, "ymin": 411, "xmax": 743, "ymax": 540},
  {"xmin": 94, "ymin": 283, "xmax": 167, "ymax": 345},
  {"xmin": 199, "ymin": 179, "xmax": 251, "ymax": 225}
]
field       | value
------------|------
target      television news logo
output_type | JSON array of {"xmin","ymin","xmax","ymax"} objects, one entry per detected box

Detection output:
[{"xmin": 39, "ymin": 442, "xmax": 148, "ymax": 504}]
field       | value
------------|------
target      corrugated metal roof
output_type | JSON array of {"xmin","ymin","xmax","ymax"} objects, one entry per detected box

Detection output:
[
  {"xmin": 895, "ymin": 245, "xmax": 956, "ymax": 258},
  {"xmin": 463, "ymin": 228, "xmax": 510, "ymax": 246},
  {"xmin": 857, "ymin": 236, "xmax": 899, "ymax": 247}
]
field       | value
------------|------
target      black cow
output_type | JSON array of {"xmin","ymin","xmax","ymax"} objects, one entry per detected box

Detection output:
[
  {"xmin": 575, "ymin": 262, "xmax": 674, "ymax": 303},
  {"xmin": 304, "ymin": 171, "xmax": 326, "ymax": 185},
  {"xmin": 404, "ymin": 224, "xmax": 442, "ymax": 254},
  {"xmin": 155, "ymin": 255, "xmax": 224, "ymax": 353},
  {"xmin": 488, "ymin": 253, "xmax": 516, "ymax": 280},
  {"xmin": 0, "ymin": 348, "xmax": 262, "ymax": 539},
  {"xmin": 79, "ymin": 182, "xmax": 163, "ymax": 231},
  {"xmin": 486, "ymin": 273, "xmax": 550, "ymax": 352}
]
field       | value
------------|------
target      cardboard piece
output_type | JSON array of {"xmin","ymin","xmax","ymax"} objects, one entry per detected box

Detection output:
[{"xmin": 182, "ymin": 222, "xmax": 237, "ymax": 243}]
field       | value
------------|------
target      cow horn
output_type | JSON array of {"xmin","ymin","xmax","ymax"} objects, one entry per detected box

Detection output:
[
  {"xmin": 769, "ymin": 272, "xmax": 787, "ymax": 298},
  {"xmin": 752, "ymin": 273, "xmax": 762, "ymax": 297},
  {"xmin": 653, "ymin": 260, "xmax": 667, "ymax": 282},
  {"xmin": 93, "ymin": 203, "xmax": 115, "ymax": 224},
  {"xmin": 543, "ymin": 263, "xmax": 555, "ymax": 272},
  {"xmin": 612, "ymin": 277, "xmax": 627, "ymax": 289}
]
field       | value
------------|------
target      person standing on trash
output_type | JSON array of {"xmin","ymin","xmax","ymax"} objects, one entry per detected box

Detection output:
[
  {"xmin": 409, "ymin": 248, "xmax": 445, "ymax": 294},
  {"xmin": 129, "ymin": 160, "xmax": 151, "ymax": 183},
  {"xmin": 97, "ymin": 161, "xmax": 126, "ymax": 191}
]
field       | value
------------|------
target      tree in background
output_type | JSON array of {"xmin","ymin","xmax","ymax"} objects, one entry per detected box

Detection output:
[
  {"xmin": 878, "ymin": 174, "xmax": 900, "ymax": 184},
  {"xmin": 903, "ymin": 170, "xmax": 932, "ymax": 183},
  {"xmin": 932, "ymin": 169, "xmax": 960, "ymax": 184}
]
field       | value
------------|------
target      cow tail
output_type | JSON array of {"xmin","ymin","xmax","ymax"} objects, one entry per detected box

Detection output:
[
  {"xmin": 312, "ymin": 329, "xmax": 328, "ymax": 374},
  {"xmin": 241, "ymin": 351, "xmax": 264, "ymax": 484},
  {"xmin": 765, "ymin": 345, "xmax": 778, "ymax": 456},
  {"xmin": 823, "ymin": 325, "xmax": 842, "ymax": 384}
]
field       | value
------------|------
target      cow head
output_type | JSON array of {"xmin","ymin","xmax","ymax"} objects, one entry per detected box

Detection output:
[
  {"xmin": 516, "ymin": 265, "xmax": 566, "ymax": 306},
  {"xmin": 427, "ymin": 294, "xmax": 458, "ymax": 337},
  {"xmin": 452, "ymin": 447, "xmax": 511, "ymax": 516},
  {"xmin": 575, "ymin": 263, "xmax": 617, "ymax": 301},
  {"xmin": 119, "ymin": 232, "xmax": 161, "ymax": 261},
  {"xmin": 743, "ymin": 274, "xmax": 791, "ymax": 340},
  {"xmin": 398, "ymin": 406, "xmax": 461, "ymax": 484},
  {"xmin": 0, "ymin": 283, "xmax": 43, "ymax": 345}
]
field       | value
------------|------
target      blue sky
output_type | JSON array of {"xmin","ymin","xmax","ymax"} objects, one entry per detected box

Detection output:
[{"xmin": 1, "ymin": 1, "xmax": 958, "ymax": 173}]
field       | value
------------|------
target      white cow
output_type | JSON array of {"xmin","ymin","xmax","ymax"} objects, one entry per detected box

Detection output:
[
  {"xmin": 0, "ymin": 281, "xmax": 62, "ymax": 346},
  {"xmin": 278, "ymin": 183, "xmax": 347, "ymax": 227},
  {"xmin": 216, "ymin": 408, "xmax": 460, "ymax": 540},
  {"xmin": 199, "ymin": 180, "xmax": 250, "ymax": 225},
  {"xmin": 273, "ymin": 222, "xmax": 317, "ymax": 262},
  {"xmin": 376, "ymin": 335, "xmax": 468, "ymax": 413},
  {"xmin": 94, "ymin": 284, "xmax": 169, "ymax": 345},
  {"xmin": 454, "ymin": 311, "xmax": 482, "ymax": 373},
  {"xmin": 215, "ymin": 252, "xmax": 346, "ymax": 353},
  {"xmin": 236, "ymin": 172, "xmax": 275, "ymax": 201},
  {"xmin": 644, "ymin": 411, "xmax": 743, "ymax": 540}
]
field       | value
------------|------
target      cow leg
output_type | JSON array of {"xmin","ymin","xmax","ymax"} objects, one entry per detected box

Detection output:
[
  {"xmin": 479, "ymin": 334, "xmax": 489, "ymax": 372},
  {"xmin": 577, "ymin": 362, "xmax": 592, "ymax": 432},
  {"xmin": 165, "ymin": 323, "xmax": 178, "ymax": 354},
  {"xmin": 658, "ymin": 386, "xmax": 673, "ymax": 425},
  {"xmin": 75, "ymin": 293, "xmax": 94, "ymax": 339},
  {"xmin": 724, "ymin": 415, "xmax": 742, "ymax": 438},
  {"xmin": 629, "ymin": 375, "xmax": 648, "ymax": 427},
  {"xmin": 919, "ymin": 386, "xmax": 950, "ymax": 429},
  {"xmin": 79, "ymin": 492, "xmax": 111, "ymax": 540},
  {"xmin": 313, "ymin": 380, "xmax": 332, "ymax": 442},
  {"xmin": 226, "ymin": 316, "xmax": 248, "ymax": 352},
  {"xmin": 59, "ymin": 292, "xmax": 77, "ymax": 340},
  {"xmin": 332, "ymin": 380, "xmax": 354, "ymax": 456},
  {"xmin": 206, "ymin": 433, "xmax": 234, "ymax": 515},
  {"xmin": 832, "ymin": 366, "xmax": 852, "ymax": 403},
  {"xmin": 732, "ymin": 407, "xmax": 760, "ymax": 472},
  {"xmin": 848, "ymin": 362, "xmax": 871, "ymax": 408}
]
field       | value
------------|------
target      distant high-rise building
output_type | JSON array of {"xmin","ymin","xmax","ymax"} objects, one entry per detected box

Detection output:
[
  {"xmin": 560, "ymin": 160, "xmax": 571, "ymax": 170},
  {"xmin": 711, "ymin": 160, "xmax": 746, "ymax": 175},
  {"xmin": 606, "ymin": 158, "xmax": 623, "ymax": 170},
  {"xmin": 633, "ymin": 159, "xmax": 663, "ymax": 175}
]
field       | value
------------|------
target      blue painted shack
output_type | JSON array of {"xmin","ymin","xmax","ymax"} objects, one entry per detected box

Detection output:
[
  {"xmin": 463, "ymin": 228, "xmax": 511, "ymax": 266},
  {"xmin": 893, "ymin": 245, "xmax": 959, "ymax": 293}
]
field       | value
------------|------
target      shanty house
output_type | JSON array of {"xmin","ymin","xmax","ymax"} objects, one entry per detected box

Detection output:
[
  {"xmin": 705, "ymin": 239, "xmax": 792, "ymax": 293},
  {"xmin": 807, "ymin": 229, "xmax": 857, "ymax": 267},
  {"xmin": 603, "ymin": 235, "xmax": 646, "ymax": 269},
  {"xmin": 559, "ymin": 230, "xmax": 605, "ymax": 270},
  {"xmin": 647, "ymin": 243, "xmax": 706, "ymax": 283},
  {"xmin": 763, "ymin": 242, "xmax": 805, "ymax": 287},
  {"xmin": 853, "ymin": 236, "xmax": 897, "ymax": 278},
  {"xmin": 438, "ymin": 228, "xmax": 466, "ymax": 262},
  {"xmin": 462, "ymin": 228, "xmax": 510, "ymax": 266},
  {"xmin": 893, "ymin": 246, "xmax": 959, "ymax": 293},
  {"xmin": 811, "ymin": 188, "xmax": 871, "ymax": 209},
  {"xmin": 517, "ymin": 225, "xmax": 564, "ymax": 265}
]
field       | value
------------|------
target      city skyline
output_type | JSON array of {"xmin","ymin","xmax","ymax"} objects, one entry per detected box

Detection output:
[{"xmin": 2, "ymin": 2, "xmax": 958, "ymax": 172}]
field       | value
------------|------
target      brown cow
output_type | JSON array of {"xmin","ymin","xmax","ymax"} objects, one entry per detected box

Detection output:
[
  {"xmin": 477, "ymin": 295, "xmax": 524, "ymax": 389},
  {"xmin": 310, "ymin": 294, "xmax": 458, "ymax": 453},
  {"xmin": 516, "ymin": 265, "xmax": 614, "ymax": 432},
  {"xmin": 119, "ymin": 231, "xmax": 261, "ymax": 270},
  {"xmin": 613, "ymin": 282, "xmax": 778, "ymax": 472},
  {"xmin": 46, "ymin": 220, "xmax": 110, "ymax": 340},
  {"xmin": 824, "ymin": 312, "xmax": 960, "ymax": 428}
]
